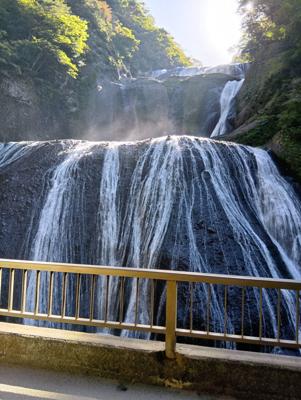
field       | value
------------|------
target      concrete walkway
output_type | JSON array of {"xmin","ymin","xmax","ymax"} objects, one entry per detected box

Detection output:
[{"xmin": 0, "ymin": 365, "xmax": 231, "ymax": 400}]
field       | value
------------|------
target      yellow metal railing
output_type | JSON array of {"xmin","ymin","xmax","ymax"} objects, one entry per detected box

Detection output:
[{"xmin": 0, "ymin": 259, "xmax": 300, "ymax": 358}]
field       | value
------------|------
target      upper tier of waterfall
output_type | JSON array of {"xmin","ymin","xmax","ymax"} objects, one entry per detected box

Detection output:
[
  {"xmin": 0, "ymin": 62, "xmax": 247, "ymax": 142},
  {"xmin": 89, "ymin": 73, "xmax": 233, "ymax": 140},
  {"xmin": 88, "ymin": 63, "xmax": 247, "ymax": 141},
  {"xmin": 147, "ymin": 63, "xmax": 249, "ymax": 81},
  {"xmin": 211, "ymin": 79, "xmax": 245, "ymax": 138}
]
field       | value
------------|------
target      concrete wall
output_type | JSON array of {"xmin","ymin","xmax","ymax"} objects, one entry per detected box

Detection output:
[{"xmin": 0, "ymin": 323, "xmax": 300, "ymax": 400}]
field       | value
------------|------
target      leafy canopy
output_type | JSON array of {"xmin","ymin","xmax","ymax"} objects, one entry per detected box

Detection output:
[
  {"xmin": 237, "ymin": 0, "xmax": 301, "ymax": 64},
  {"xmin": 0, "ymin": 0, "xmax": 89, "ymax": 81},
  {"xmin": 0, "ymin": 0, "xmax": 191, "ymax": 84}
]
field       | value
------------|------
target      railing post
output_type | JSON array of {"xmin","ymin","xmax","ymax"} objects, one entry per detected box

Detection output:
[{"xmin": 165, "ymin": 280, "xmax": 177, "ymax": 359}]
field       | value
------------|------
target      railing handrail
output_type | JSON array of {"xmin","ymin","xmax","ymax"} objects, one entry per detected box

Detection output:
[
  {"xmin": 0, "ymin": 258, "xmax": 301, "ymax": 290},
  {"xmin": 1, "ymin": 258, "xmax": 301, "ymax": 358}
]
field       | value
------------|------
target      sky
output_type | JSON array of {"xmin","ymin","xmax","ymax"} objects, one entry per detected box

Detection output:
[{"xmin": 143, "ymin": 0, "xmax": 243, "ymax": 66}]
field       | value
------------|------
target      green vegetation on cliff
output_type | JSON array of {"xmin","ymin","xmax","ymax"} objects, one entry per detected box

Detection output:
[
  {"xmin": 0, "ymin": 0, "xmax": 191, "ymax": 141},
  {"xmin": 233, "ymin": 0, "xmax": 301, "ymax": 182},
  {"xmin": 0, "ymin": 0, "xmax": 191, "ymax": 84},
  {"xmin": 105, "ymin": 0, "xmax": 191, "ymax": 73},
  {"xmin": 238, "ymin": 0, "xmax": 301, "ymax": 65},
  {"xmin": 0, "ymin": 0, "xmax": 89, "ymax": 81}
]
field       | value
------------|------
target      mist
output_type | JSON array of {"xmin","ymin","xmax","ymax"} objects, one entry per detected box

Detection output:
[{"xmin": 75, "ymin": 71, "xmax": 230, "ymax": 142}]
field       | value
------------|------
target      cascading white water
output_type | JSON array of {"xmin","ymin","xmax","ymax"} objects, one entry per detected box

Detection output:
[
  {"xmin": 119, "ymin": 138, "xmax": 184, "ymax": 332},
  {"xmin": 1, "ymin": 136, "xmax": 299, "ymax": 342},
  {"xmin": 95, "ymin": 143, "xmax": 121, "ymax": 322},
  {"xmin": 96, "ymin": 144, "xmax": 120, "ymax": 267},
  {"xmin": 0, "ymin": 141, "xmax": 41, "ymax": 168},
  {"xmin": 255, "ymin": 148, "xmax": 301, "ymax": 269},
  {"xmin": 29, "ymin": 142, "xmax": 96, "ymax": 263},
  {"xmin": 211, "ymin": 79, "xmax": 245, "ymax": 137},
  {"xmin": 26, "ymin": 141, "xmax": 97, "ymax": 318},
  {"xmin": 149, "ymin": 63, "xmax": 249, "ymax": 80},
  {"xmin": 254, "ymin": 148, "xmax": 301, "ymax": 341}
]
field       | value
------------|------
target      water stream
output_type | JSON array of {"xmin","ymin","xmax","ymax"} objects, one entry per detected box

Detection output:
[{"xmin": 0, "ymin": 136, "xmax": 298, "ymax": 341}]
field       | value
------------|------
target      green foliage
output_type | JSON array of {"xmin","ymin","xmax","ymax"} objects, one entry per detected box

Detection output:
[
  {"xmin": 0, "ymin": 0, "xmax": 191, "ymax": 141},
  {"xmin": 0, "ymin": 0, "xmax": 190, "ymax": 84},
  {"xmin": 279, "ymin": 129, "xmax": 301, "ymax": 181},
  {"xmin": 235, "ymin": 0, "xmax": 301, "ymax": 182},
  {"xmin": 235, "ymin": 117, "xmax": 277, "ymax": 147},
  {"xmin": 66, "ymin": 0, "xmax": 139, "ymax": 80},
  {"xmin": 105, "ymin": 0, "xmax": 191, "ymax": 73},
  {"xmin": 238, "ymin": 0, "xmax": 301, "ymax": 66},
  {"xmin": 61, "ymin": 0, "xmax": 191, "ymax": 89},
  {"xmin": 0, "ymin": 0, "xmax": 89, "ymax": 82}
]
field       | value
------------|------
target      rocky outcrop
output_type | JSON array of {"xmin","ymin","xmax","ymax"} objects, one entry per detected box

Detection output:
[
  {"xmin": 227, "ymin": 43, "xmax": 301, "ymax": 183},
  {"xmin": 78, "ymin": 74, "xmax": 234, "ymax": 140},
  {"xmin": 0, "ymin": 73, "xmax": 233, "ymax": 142},
  {"xmin": 0, "ymin": 75, "xmax": 71, "ymax": 141}
]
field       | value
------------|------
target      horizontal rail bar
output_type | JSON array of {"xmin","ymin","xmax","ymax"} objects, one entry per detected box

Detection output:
[
  {"xmin": 0, "ymin": 258, "xmax": 300, "ymax": 357},
  {"xmin": 1, "ymin": 259, "xmax": 301, "ymax": 290},
  {"xmin": 176, "ymin": 329, "xmax": 300, "ymax": 349},
  {"xmin": 0, "ymin": 309, "xmax": 165, "ymax": 334}
]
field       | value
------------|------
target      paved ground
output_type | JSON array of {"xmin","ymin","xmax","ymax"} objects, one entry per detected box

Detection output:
[{"xmin": 0, "ymin": 365, "xmax": 233, "ymax": 400}]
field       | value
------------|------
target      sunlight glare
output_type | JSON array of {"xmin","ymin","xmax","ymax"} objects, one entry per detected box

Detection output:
[
  {"xmin": 245, "ymin": 2, "xmax": 254, "ymax": 12},
  {"xmin": 203, "ymin": 0, "xmax": 242, "ymax": 65},
  {"xmin": 144, "ymin": 0, "xmax": 243, "ymax": 65}
]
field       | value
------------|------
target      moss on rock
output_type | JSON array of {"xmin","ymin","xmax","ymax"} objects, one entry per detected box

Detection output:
[{"xmin": 232, "ymin": 43, "xmax": 301, "ymax": 183}]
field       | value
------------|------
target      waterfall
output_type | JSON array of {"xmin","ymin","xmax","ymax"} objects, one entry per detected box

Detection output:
[
  {"xmin": 29, "ymin": 141, "xmax": 96, "ymax": 263},
  {"xmin": 26, "ymin": 141, "xmax": 98, "ymax": 319},
  {"xmin": 254, "ymin": 148, "xmax": 301, "ymax": 341},
  {"xmin": 0, "ymin": 141, "xmax": 42, "ymax": 169},
  {"xmin": 149, "ymin": 63, "xmax": 249, "ymax": 80},
  {"xmin": 96, "ymin": 62, "xmax": 249, "ymax": 141},
  {"xmin": 95, "ymin": 143, "xmax": 121, "ymax": 322},
  {"xmin": 96, "ymin": 144, "xmax": 120, "ymax": 267},
  {"xmin": 119, "ymin": 137, "xmax": 184, "ymax": 332},
  {"xmin": 211, "ymin": 79, "xmax": 245, "ymax": 137},
  {"xmin": 254, "ymin": 148, "xmax": 301, "ymax": 268},
  {"xmin": 0, "ymin": 136, "xmax": 300, "ymax": 343}
]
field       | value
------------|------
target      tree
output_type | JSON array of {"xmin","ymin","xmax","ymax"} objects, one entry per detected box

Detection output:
[
  {"xmin": 105, "ymin": 0, "xmax": 191, "ymax": 73},
  {"xmin": 237, "ymin": 0, "xmax": 301, "ymax": 64},
  {"xmin": 0, "ymin": 0, "xmax": 89, "ymax": 81}
]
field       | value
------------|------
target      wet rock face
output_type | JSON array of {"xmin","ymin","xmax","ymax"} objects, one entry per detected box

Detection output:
[
  {"xmin": 81, "ymin": 74, "xmax": 232, "ymax": 140},
  {"xmin": 0, "ymin": 136, "xmax": 300, "ymax": 342},
  {"xmin": 0, "ymin": 73, "xmax": 232, "ymax": 142},
  {"xmin": 0, "ymin": 142, "xmax": 60, "ymax": 258},
  {"xmin": 0, "ymin": 77, "xmax": 69, "ymax": 142}
]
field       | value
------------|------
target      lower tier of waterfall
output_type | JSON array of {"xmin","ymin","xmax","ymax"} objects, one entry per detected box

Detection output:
[{"xmin": 0, "ymin": 136, "xmax": 300, "ymax": 344}]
